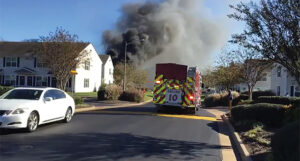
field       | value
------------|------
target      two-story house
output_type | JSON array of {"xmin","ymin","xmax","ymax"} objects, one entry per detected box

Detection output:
[
  {"xmin": 0, "ymin": 41, "xmax": 104, "ymax": 93},
  {"xmin": 235, "ymin": 63, "xmax": 299, "ymax": 97},
  {"xmin": 99, "ymin": 55, "xmax": 114, "ymax": 84}
]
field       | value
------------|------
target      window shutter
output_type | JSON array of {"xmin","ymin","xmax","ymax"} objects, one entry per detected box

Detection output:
[
  {"xmin": 3, "ymin": 57, "xmax": 5, "ymax": 67},
  {"xmin": 1, "ymin": 75, "xmax": 4, "ymax": 85},
  {"xmin": 17, "ymin": 57, "xmax": 20, "ymax": 67},
  {"xmin": 34, "ymin": 57, "xmax": 37, "ymax": 68}
]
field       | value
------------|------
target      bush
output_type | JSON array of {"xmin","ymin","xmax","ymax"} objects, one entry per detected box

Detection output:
[
  {"xmin": 284, "ymin": 108, "xmax": 300, "ymax": 123},
  {"xmin": 119, "ymin": 88, "xmax": 144, "ymax": 103},
  {"xmin": 105, "ymin": 84, "xmax": 122, "ymax": 100},
  {"xmin": 97, "ymin": 84, "xmax": 107, "ymax": 100},
  {"xmin": 231, "ymin": 103, "xmax": 286, "ymax": 126},
  {"xmin": 240, "ymin": 94, "xmax": 249, "ymax": 100},
  {"xmin": 257, "ymin": 96, "xmax": 300, "ymax": 108},
  {"xmin": 238, "ymin": 99, "xmax": 254, "ymax": 105},
  {"xmin": 252, "ymin": 90, "xmax": 275, "ymax": 100},
  {"xmin": 204, "ymin": 91, "xmax": 240, "ymax": 107},
  {"xmin": 73, "ymin": 96, "xmax": 84, "ymax": 105},
  {"xmin": 271, "ymin": 121, "xmax": 300, "ymax": 161},
  {"xmin": 0, "ymin": 86, "xmax": 13, "ymax": 96}
]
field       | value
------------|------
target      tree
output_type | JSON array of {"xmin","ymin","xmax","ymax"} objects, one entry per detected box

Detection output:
[
  {"xmin": 38, "ymin": 27, "xmax": 88, "ymax": 90},
  {"xmin": 230, "ymin": 48, "xmax": 273, "ymax": 100},
  {"xmin": 202, "ymin": 63, "xmax": 242, "ymax": 90},
  {"xmin": 228, "ymin": 0, "xmax": 300, "ymax": 84},
  {"xmin": 113, "ymin": 63, "xmax": 147, "ymax": 89}
]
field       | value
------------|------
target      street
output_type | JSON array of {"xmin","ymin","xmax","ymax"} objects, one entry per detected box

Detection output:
[{"xmin": 0, "ymin": 103, "xmax": 227, "ymax": 161}]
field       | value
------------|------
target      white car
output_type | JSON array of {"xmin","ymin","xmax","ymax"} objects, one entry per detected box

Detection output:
[{"xmin": 0, "ymin": 87, "xmax": 75, "ymax": 132}]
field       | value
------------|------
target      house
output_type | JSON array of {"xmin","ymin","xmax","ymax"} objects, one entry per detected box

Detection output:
[
  {"xmin": 99, "ymin": 54, "xmax": 114, "ymax": 84},
  {"xmin": 235, "ymin": 63, "xmax": 299, "ymax": 97},
  {"xmin": 0, "ymin": 41, "xmax": 103, "ymax": 93}
]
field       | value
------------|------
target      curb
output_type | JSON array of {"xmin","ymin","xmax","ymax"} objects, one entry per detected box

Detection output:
[
  {"xmin": 221, "ymin": 115, "xmax": 253, "ymax": 161},
  {"xmin": 75, "ymin": 99, "xmax": 153, "ymax": 113}
]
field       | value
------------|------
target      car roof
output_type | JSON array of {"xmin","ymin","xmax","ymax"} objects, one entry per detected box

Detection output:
[{"xmin": 13, "ymin": 87, "xmax": 61, "ymax": 91}]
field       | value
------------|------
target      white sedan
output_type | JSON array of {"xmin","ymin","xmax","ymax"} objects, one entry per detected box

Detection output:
[{"xmin": 0, "ymin": 87, "xmax": 75, "ymax": 132}]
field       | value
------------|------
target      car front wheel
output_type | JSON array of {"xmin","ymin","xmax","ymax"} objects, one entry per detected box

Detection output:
[
  {"xmin": 63, "ymin": 108, "xmax": 73, "ymax": 123},
  {"xmin": 26, "ymin": 112, "xmax": 38, "ymax": 132}
]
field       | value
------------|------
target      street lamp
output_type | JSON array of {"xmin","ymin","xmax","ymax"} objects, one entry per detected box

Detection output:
[{"xmin": 123, "ymin": 41, "xmax": 134, "ymax": 92}]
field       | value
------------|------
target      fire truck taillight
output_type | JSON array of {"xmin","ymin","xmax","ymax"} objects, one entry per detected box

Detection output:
[
  {"xmin": 189, "ymin": 95, "xmax": 194, "ymax": 101},
  {"xmin": 155, "ymin": 80, "xmax": 161, "ymax": 84}
]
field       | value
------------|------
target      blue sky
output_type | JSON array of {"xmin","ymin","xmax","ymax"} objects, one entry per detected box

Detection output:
[{"xmin": 0, "ymin": 0, "xmax": 247, "ymax": 55}]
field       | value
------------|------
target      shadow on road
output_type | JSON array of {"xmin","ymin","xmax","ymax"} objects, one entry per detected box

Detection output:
[{"xmin": 0, "ymin": 132, "xmax": 229, "ymax": 161}]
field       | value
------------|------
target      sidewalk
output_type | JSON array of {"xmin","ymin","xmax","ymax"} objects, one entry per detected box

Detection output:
[{"xmin": 205, "ymin": 106, "xmax": 238, "ymax": 161}]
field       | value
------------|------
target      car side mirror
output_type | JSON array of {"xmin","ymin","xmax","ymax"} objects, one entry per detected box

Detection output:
[{"xmin": 45, "ymin": 97, "xmax": 53, "ymax": 102}]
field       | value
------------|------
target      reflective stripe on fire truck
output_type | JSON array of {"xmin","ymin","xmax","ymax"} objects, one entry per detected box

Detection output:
[
  {"xmin": 182, "ymin": 77, "xmax": 194, "ymax": 107},
  {"xmin": 153, "ymin": 75, "xmax": 166, "ymax": 104}
]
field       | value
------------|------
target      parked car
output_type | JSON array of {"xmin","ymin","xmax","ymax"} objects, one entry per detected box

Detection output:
[{"xmin": 0, "ymin": 87, "xmax": 75, "ymax": 132}]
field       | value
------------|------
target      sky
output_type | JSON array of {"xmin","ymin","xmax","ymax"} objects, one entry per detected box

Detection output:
[{"xmin": 0, "ymin": 0, "xmax": 249, "ymax": 57}]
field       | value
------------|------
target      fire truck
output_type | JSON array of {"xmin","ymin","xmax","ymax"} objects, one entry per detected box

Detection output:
[{"xmin": 153, "ymin": 63, "xmax": 202, "ymax": 113}]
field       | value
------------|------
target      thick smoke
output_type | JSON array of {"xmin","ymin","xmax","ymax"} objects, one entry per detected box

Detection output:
[{"xmin": 102, "ymin": 0, "xmax": 226, "ymax": 84}]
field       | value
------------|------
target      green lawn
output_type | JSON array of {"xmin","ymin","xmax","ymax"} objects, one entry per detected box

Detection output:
[
  {"xmin": 68, "ymin": 92, "xmax": 97, "ymax": 98},
  {"xmin": 144, "ymin": 91, "xmax": 153, "ymax": 101}
]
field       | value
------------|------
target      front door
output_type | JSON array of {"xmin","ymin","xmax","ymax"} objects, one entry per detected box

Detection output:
[
  {"xmin": 19, "ymin": 76, "xmax": 25, "ymax": 86},
  {"xmin": 290, "ymin": 86, "xmax": 294, "ymax": 97}
]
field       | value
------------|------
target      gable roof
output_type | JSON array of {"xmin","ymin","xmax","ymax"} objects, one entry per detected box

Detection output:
[
  {"xmin": 0, "ymin": 41, "xmax": 89, "ymax": 57},
  {"xmin": 99, "ymin": 54, "xmax": 110, "ymax": 64}
]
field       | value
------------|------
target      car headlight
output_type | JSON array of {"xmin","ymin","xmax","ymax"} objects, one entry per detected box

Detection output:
[{"xmin": 12, "ymin": 108, "xmax": 26, "ymax": 115}]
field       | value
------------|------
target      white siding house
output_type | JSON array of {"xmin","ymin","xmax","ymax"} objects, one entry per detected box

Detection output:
[
  {"xmin": 235, "ymin": 63, "xmax": 299, "ymax": 97},
  {"xmin": 0, "ymin": 42, "xmax": 103, "ymax": 93},
  {"xmin": 99, "ymin": 55, "xmax": 114, "ymax": 84}
]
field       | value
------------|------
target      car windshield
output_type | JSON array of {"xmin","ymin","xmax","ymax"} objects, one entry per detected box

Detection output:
[{"xmin": 4, "ymin": 89, "xmax": 43, "ymax": 100}]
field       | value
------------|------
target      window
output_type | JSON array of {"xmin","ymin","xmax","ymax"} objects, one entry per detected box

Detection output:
[
  {"xmin": 259, "ymin": 73, "xmax": 267, "ymax": 81},
  {"xmin": 4, "ymin": 89, "xmax": 43, "ymax": 100},
  {"xmin": 36, "ymin": 59, "xmax": 47, "ymax": 68},
  {"xmin": 6, "ymin": 57, "xmax": 17, "ymax": 67},
  {"xmin": 36, "ymin": 76, "xmax": 47, "ymax": 86},
  {"xmin": 44, "ymin": 90, "xmax": 66, "ymax": 100},
  {"xmin": 109, "ymin": 68, "xmax": 113, "ymax": 75},
  {"xmin": 53, "ymin": 90, "xmax": 66, "ymax": 99},
  {"xmin": 84, "ymin": 61, "xmax": 90, "ymax": 70},
  {"xmin": 277, "ymin": 66, "xmax": 281, "ymax": 77},
  {"xmin": 4, "ymin": 75, "xmax": 16, "ymax": 86},
  {"xmin": 277, "ymin": 86, "xmax": 281, "ymax": 96},
  {"xmin": 27, "ymin": 76, "xmax": 33, "ymax": 86},
  {"xmin": 84, "ymin": 79, "xmax": 89, "ymax": 88}
]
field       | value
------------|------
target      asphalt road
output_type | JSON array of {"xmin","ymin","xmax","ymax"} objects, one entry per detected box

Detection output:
[{"xmin": 0, "ymin": 103, "xmax": 226, "ymax": 161}]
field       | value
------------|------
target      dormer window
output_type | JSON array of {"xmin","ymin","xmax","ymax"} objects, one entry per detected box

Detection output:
[
  {"xmin": 36, "ymin": 59, "xmax": 47, "ymax": 68},
  {"xmin": 84, "ymin": 60, "xmax": 90, "ymax": 70},
  {"xmin": 277, "ymin": 66, "xmax": 282, "ymax": 77},
  {"xmin": 6, "ymin": 57, "xmax": 17, "ymax": 67}
]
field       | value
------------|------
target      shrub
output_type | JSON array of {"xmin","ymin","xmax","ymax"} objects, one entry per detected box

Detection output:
[
  {"xmin": 231, "ymin": 103, "xmax": 285, "ymax": 126},
  {"xmin": 97, "ymin": 84, "xmax": 107, "ymax": 100},
  {"xmin": 119, "ymin": 88, "xmax": 144, "ymax": 103},
  {"xmin": 0, "ymin": 86, "xmax": 13, "ymax": 96},
  {"xmin": 240, "ymin": 94, "xmax": 249, "ymax": 100},
  {"xmin": 271, "ymin": 121, "xmax": 299, "ymax": 161},
  {"xmin": 257, "ymin": 96, "xmax": 300, "ymax": 108},
  {"xmin": 105, "ymin": 84, "xmax": 122, "ymax": 100},
  {"xmin": 204, "ymin": 91, "xmax": 240, "ymax": 107},
  {"xmin": 252, "ymin": 90, "xmax": 275, "ymax": 100},
  {"xmin": 73, "ymin": 96, "xmax": 84, "ymax": 105},
  {"xmin": 284, "ymin": 108, "xmax": 300, "ymax": 123},
  {"xmin": 238, "ymin": 99, "xmax": 254, "ymax": 105}
]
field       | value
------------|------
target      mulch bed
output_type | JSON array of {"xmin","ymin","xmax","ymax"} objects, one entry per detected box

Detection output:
[{"xmin": 231, "ymin": 120, "xmax": 278, "ymax": 161}]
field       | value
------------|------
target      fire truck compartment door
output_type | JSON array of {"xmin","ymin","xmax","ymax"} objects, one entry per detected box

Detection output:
[{"xmin": 165, "ymin": 89, "xmax": 182, "ymax": 104}]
